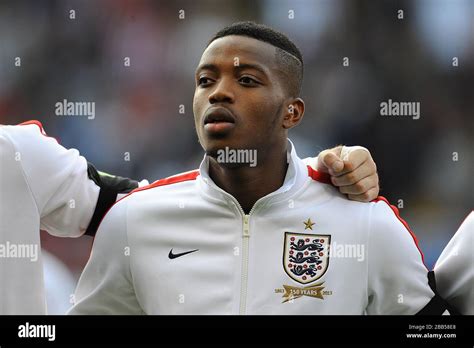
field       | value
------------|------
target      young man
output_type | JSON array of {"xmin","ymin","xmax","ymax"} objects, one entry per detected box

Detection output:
[
  {"xmin": 68, "ymin": 22, "xmax": 444, "ymax": 315},
  {"xmin": 434, "ymin": 212, "xmax": 473, "ymax": 315},
  {"xmin": 0, "ymin": 120, "xmax": 376, "ymax": 315}
]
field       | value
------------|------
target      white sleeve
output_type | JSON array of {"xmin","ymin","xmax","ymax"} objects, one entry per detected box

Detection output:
[
  {"xmin": 434, "ymin": 212, "xmax": 474, "ymax": 315},
  {"xmin": 68, "ymin": 200, "xmax": 144, "ymax": 314},
  {"xmin": 367, "ymin": 199, "xmax": 435, "ymax": 314},
  {"xmin": 4, "ymin": 122, "xmax": 100, "ymax": 237}
]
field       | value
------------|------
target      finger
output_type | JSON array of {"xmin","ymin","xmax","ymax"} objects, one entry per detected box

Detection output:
[
  {"xmin": 337, "ymin": 176, "xmax": 375, "ymax": 195},
  {"xmin": 347, "ymin": 186, "xmax": 379, "ymax": 202},
  {"xmin": 318, "ymin": 151, "xmax": 344, "ymax": 173},
  {"xmin": 335, "ymin": 148, "xmax": 373, "ymax": 176},
  {"xmin": 331, "ymin": 164, "xmax": 375, "ymax": 186}
]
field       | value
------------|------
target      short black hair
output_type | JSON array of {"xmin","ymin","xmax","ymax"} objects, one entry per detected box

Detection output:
[{"xmin": 208, "ymin": 21, "xmax": 304, "ymax": 97}]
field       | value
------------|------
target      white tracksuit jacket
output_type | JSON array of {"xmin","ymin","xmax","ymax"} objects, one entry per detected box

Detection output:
[
  {"xmin": 434, "ymin": 211, "xmax": 473, "ymax": 315},
  {"xmin": 0, "ymin": 121, "xmax": 144, "ymax": 314},
  {"xmin": 69, "ymin": 141, "xmax": 435, "ymax": 315},
  {"xmin": 0, "ymin": 121, "xmax": 100, "ymax": 314}
]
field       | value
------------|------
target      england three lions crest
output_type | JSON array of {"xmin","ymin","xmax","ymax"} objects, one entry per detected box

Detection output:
[{"xmin": 283, "ymin": 232, "xmax": 331, "ymax": 284}]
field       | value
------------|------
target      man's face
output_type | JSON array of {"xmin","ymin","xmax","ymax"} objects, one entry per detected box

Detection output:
[{"xmin": 193, "ymin": 35, "xmax": 290, "ymax": 160}]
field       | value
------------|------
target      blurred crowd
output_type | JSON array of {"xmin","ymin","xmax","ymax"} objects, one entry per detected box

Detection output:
[{"xmin": 0, "ymin": 0, "xmax": 472, "ymax": 313}]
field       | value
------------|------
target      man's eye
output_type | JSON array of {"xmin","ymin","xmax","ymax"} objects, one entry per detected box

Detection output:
[
  {"xmin": 239, "ymin": 76, "xmax": 258, "ymax": 85},
  {"xmin": 198, "ymin": 77, "xmax": 212, "ymax": 86}
]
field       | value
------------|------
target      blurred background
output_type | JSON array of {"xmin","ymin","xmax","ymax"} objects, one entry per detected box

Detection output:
[{"xmin": 0, "ymin": 0, "xmax": 472, "ymax": 313}]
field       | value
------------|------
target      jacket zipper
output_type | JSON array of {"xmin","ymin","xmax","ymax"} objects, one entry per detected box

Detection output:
[
  {"xmin": 237, "ymin": 201, "xmax": 260, "ymax": 314},
  {"xmin": 240, "ymin": 214, "xmax": 250, "ymax": 314},
  {"xmin": 201, "ymin": 180, "xmax": 257, "ymax": 314}
]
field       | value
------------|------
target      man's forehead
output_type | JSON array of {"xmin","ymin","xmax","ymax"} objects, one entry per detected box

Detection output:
[{"xmin": 198, "ymin": 35, "xmax": 277, "ymax": 68}]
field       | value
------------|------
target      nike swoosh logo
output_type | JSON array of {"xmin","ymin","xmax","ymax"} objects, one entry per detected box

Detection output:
[{"xmin": 168, "ymin": 248, "xmax": 199, "ymax": 259}]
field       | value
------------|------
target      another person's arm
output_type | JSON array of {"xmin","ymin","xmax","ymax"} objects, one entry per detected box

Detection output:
[
  {"xmin": 4, "ymin": 121, "xmax": 100, "ymax": 237},
  {"xmin": 7, "ymin": 120, "xmax": 144, "ymax": 237},
  {"xmin": 434, "ymin": 212, "xmax": 473, "ymax": 315}
]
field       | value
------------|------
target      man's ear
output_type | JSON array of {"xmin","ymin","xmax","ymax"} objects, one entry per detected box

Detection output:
[{"xmin": 282, "ymin": 98, "xmax": 305, "ymax": 129}]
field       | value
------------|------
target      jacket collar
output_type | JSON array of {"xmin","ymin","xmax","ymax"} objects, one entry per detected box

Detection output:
[{"xmin": 197, "ymin": 139, "xmax": 309, "ymax": 210}]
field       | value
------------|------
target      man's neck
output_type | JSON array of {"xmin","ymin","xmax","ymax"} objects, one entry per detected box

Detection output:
[{"xmin": 208, "ymin": 147, "xmax": 288, "ymax": 214}]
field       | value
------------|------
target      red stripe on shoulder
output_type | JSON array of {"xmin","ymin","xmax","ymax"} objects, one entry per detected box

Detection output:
[
  {"xmin": 97, "ymin": 170, "xmax": 199, "ymax": 228},
  {"xmin": 117, "ymin": 169, "xmax": 200, "ymax": 203},
  {"xmin": 18, "ymin": 120, "xmax": 59, "ymax": 143},
  {"xmin": 142, "ymin": 170, "xmax": 200, "ymax": 190},
  {"xmin": 19, "ymin": 120, "xmax": 46, "ymax": 134},
  {"xmin": 372, "ymin": 196, "xmax": 426, "ymax": 267},
  {"xmin": 307, "ymin": 165, "xmax": 332, "ymax": 185}
]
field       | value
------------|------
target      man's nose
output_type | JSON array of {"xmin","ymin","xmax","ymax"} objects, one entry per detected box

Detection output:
[{"xmin": 208, "ymin": 78, "xmax": 234, "ymax": 104}]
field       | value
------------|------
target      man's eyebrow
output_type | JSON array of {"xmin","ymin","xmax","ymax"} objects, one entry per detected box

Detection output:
[
  {"xmin": 195, "ymin": 64, "xmax": 218, "ymax": 75},
  {"xmin": 195, "ymin": 63, "xmax": 268, "ymax": 76},
  {"xmin": 234, "ymin": 63, "xmax": 268, "ymax": 76}
]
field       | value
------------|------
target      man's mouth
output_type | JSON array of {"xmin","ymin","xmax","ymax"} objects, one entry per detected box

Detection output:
[{"xmin": 203, "ymin": 107, "xmax": 236, "ymax": 135}]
